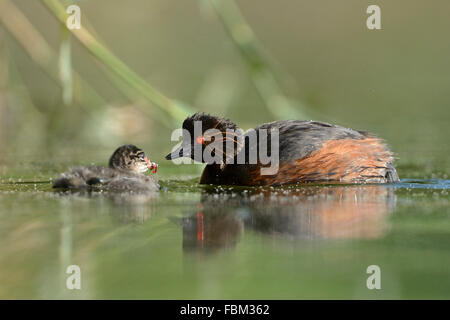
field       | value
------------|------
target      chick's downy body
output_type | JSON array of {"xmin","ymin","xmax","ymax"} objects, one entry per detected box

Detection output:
[{"xmin": 53, "ymin": 144, "xmax": 159, "ymax": 193}]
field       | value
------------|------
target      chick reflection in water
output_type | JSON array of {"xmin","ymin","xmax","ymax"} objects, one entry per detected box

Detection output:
[{"xmin": 181, "ymin": 185, "xmax": 396, "ymax": 252}]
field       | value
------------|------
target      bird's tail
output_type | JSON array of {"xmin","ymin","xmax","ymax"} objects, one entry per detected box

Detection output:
[{"xmin": 385, "ymin": 163, "xmax": 400, "ymax": 183}]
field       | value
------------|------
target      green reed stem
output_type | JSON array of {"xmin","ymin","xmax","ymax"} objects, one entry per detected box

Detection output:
[
  {"xmin": 0, "ymin": 0, "xmax": 106, "ymax": 109},
  {"xmin": 42, "ymin": 0, "xmax": 192, "ymax": 124},
  {"xmin": 209, "ymin": 0, "xmax": 313, "ymax": 120},
  {"xmin": 59, "ymin": 25, "xmax": 73, "ymax": 106}
]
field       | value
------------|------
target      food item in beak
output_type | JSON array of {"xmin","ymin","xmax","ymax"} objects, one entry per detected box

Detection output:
[{"xmin": 145, "ymin": 157, "xmax": 158, "ymax": 174}]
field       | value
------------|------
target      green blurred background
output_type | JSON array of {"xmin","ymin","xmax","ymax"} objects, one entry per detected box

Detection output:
[
  {"xmin": 0, "ymin": 0, "xmax": 449, "ymax": 300},
  {"xmin": 0, "ymin": 0, "xmax": 449, "ymax": 177}
]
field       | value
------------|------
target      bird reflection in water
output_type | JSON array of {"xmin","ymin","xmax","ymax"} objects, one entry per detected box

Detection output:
[
  {"xmin": 182, "ymin": 185, "xmax": 396, "ymax": 253},
  {"xmin": 53, "ymin": 188, "xmax": 157, "ymax": 224}
]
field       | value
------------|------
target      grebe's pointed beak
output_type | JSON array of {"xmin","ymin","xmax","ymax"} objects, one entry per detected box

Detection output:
[
  {"xmin": 165, "ymin": 153, "xmax": 174, "ymax": 160},
  {"xmin": 165, "ymin": 145, "xmax": 189, "ymax": 160}
]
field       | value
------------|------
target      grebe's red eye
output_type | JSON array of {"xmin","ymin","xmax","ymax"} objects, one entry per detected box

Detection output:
[{"xmin": 196, "ymin": 136, "xmax": 205, "ymax": 144}]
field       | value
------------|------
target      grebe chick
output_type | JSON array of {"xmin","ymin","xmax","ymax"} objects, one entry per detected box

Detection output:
[{"xmin": 53, "ymin": 144, "xmax": 159, "ymax": 192}]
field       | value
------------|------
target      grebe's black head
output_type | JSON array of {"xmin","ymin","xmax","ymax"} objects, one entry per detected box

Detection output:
[
  {"xmin": 109, "ymin": 144, "xmax": 157, "ymax": 173},
  {"xmin": 182, "ymin": 112, "xmax": 238, "ymax": 134},
  {"xmin": 165, "ymin": 113, "xmax": 243, "ymax": 164}
]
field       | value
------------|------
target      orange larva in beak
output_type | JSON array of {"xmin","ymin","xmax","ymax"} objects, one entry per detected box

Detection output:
[{"xmin": 144, "ymin": 157, "xmax": 158, "ymax": 174}]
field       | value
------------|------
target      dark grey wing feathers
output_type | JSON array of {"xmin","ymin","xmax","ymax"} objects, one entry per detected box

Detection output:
[{"xmin": 253, "ymin": 120, "xmax": 368, "ymax": 161}]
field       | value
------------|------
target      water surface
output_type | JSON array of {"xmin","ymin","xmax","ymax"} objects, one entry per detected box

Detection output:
[{"xmin": 0, "ymin": 164, "xmax": 449, "ymax": 299}]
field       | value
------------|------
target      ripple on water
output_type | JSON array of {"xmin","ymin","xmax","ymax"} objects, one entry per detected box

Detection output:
[{"xmin": 395, "ymin": 179, "xmax": 450, "ymax": 190}]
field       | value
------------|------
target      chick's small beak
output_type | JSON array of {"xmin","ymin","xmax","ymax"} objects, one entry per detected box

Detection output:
[{"xmin": 144, "ymin": 157, "xmax": 158, "ymax": 174}]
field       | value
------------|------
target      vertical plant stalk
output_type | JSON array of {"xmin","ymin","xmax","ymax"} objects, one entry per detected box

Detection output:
[
  {"xmin": 0, "ymin": 0, "xmax": 176, "ymax": 130},
  {"xmin": 41, "ymin": 0, "xmax": 192, "ymax": 123},
  {"xmin": 209, "ymin": 0, "xmax": 312, "ymax": 120},
  {"xmin": 0, "ymin": 28, "xmax": 7, "ymax": 92},
  {"xmin": 59, "ymin": 25, "xmax": 73, "ymax": 106},
  {"xmin": 0, "ymin": 0, "xmax": 105, "ymax": 109},
  {"xmin": 0, "ymin": 28, "xmax": 8, "ymax": 149}
]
